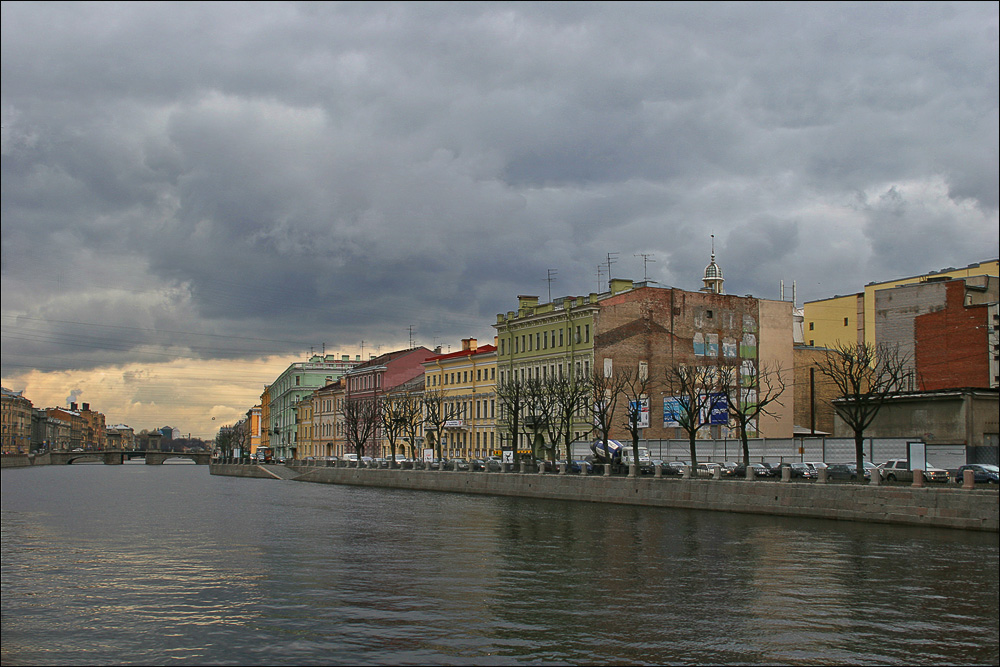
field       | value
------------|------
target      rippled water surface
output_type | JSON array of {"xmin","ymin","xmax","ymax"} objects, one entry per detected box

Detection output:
[{"xmin": 2, "ymin": 463, "xmax": 998, "ymax": 665}]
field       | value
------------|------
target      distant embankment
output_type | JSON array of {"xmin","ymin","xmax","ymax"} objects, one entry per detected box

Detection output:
[
  {"xmin": 210, "ymin": 463, "xmax": 999, "ymax": 532},
  {"xmin": 1, "ymin": 453, "xmax": 50, "ymax": 468}
]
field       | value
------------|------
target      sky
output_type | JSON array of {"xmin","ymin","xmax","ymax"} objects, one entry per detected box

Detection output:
[{"xmin": 2, "ymin": 1, "xmax": 998, "ymax": 439}]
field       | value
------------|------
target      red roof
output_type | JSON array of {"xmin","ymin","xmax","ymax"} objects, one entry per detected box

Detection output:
[{"xmin": 424, "ymin": 344, "xmax": 496, "ymax": 363}]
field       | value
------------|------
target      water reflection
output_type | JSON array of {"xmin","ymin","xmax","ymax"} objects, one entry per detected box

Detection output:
[{"xmin": 2, "ymin": 466, "xmax": 997, "ymax": 666}]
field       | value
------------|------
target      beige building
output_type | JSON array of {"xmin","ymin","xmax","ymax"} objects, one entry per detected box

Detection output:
[{"xmin": 2, "ymin": 387, "xmax": 34, "ymax": 453}]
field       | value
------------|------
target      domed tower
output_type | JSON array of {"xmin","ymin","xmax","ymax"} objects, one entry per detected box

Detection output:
[{"xmin": 702, "ymin": 235, "xmax": 724, "ymax": 294}]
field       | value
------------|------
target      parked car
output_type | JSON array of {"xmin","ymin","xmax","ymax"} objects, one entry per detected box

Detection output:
[
  {"xmin": 953, "ymin": 464, "xmax": 1000, "ymax": 484},
  {"xmin": 825, "ymin": 463, "xmax": 860, "ymax": 481},
  {"xmin": 663, "ymin": 461, "xmax": 690, "ymax": 476},
  {"xmin": 879, "ymin": 458, "xmax": 949, "ymax": 483},
  {"xmin": 534, "ymin": 459, "xmax": 557, "ymax": 473},
  {"xmin": 761, "ymin": 462, "xmax": 784, "ymax": 476},
  {"xmin": 485, "ymin": 456, "xmax": 504, "ymax": 472},
  {"xmin": 720, "ymin": 461, "xmax": 740, "ymax": 477},
  {"xmin": 469, "ymin": 459, "xmax": 487, "ymax": 471},
  {"xmin": 734, "ymin": 462, "xmax": 773, "ymax": 478},
  {"xmin": 788, "ymin": 462, "xmax": 815, "ymax": 479}
]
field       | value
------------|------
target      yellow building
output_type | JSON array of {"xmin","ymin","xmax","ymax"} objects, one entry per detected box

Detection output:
[
  {"xmin": 422, "ymin": 338, "xmax": 497, "ymax": 460},
  {"xmin": 295, "ymin": 394, "xmax": 314, "ymax": 458},
  {"xmin": 247, "ymin": 405, "xmax": 262, "ymax": 455},
  {"xmin": 803, "ymin": 259, "xmax": 999, "ymax": 348}
]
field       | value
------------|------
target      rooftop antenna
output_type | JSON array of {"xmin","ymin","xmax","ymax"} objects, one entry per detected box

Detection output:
[
  {"xmin": 596, "ymin": 264, "xmax": 605, "ymax": 292},
  {"xmin": 635, "ymin": 253, "xmax": 655, "ymax": 282},
  {"xmin": 606, "ymin": 252, "xmax": 619, "ymax": 285},
  {"xmin": 545, "ymin": 269, "xmax": 557, "ymax": 302},
  {"xmin": 408, "ymin": 324, "xmax": 415, "ymax": 349}
]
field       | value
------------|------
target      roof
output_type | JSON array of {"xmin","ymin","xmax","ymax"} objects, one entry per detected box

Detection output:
[{"xmin": 424, "ymin": 344, "xmax": 497, "ymax": 363}]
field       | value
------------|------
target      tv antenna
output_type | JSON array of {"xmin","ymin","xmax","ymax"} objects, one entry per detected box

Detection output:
[
  {"xmin": 635, "ymin": 253, "xmax": 655, "ymax": 282},
  {"xmin": 545, "ymin": 269, "xmax": 558, "ymax": 302}
]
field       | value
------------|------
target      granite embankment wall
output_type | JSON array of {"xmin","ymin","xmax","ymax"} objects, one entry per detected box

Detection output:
[
  {"xmin": 210, "ymin": 464, "xmax": 999, "ymax": 532},
  {"xmin": 1, "ymin": 453, "xmax": 50, "ymax": 468}
]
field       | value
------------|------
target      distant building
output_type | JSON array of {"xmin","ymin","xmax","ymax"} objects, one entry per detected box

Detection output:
[
  {"xmin": 105, "ymin": 424, "xmax": 136, "ymax": 450},
  {"xmin": 265, "ymin": 353, "xmax": 362, "ymax": 459},
  {"xmin": 493, "ymin": 253, "xmax": 796, "ymax": 451},
  {"xmin": 246, "ymin": 405, "xmax": 262, "ymax": 455},
  {"xmin": 32, "ymin": 408, "xmax": 71, "ymax": 452},
  {"xmin": 802, "ymin": 259, "xmax": 998, "ymax": 348},
  {"xmin": 46, "ymin": 406, "xmax": 85, "ymax": 450},
  {"xmin": 875, "ymin": 275, "xmax": 998, "ymax": 391},
  {"xmin": 422, "ymin": 338, "xmax": 497, "ymax": 460},
  {"xmin": 2, "ymin": 387, "xmax": 34, "ymax": 454},
  {"xmin": 342, "ymin": 347, "xmax": 436, "ymax": 458}
]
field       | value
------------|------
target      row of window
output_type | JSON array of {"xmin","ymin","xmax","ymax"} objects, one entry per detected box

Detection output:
[
  {"xmin": 427, "ymin": 366, "xmax": 496, "ymax": 387},
  {"xmin": 499, "ymin": 323, "xmax": 591, "ymax": 356},
  {"xmin": 499, "ymin": 359, "xmax": 592, "ymax": 384}
]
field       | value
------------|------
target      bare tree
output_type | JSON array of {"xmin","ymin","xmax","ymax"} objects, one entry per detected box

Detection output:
[
  {"xmin": 662, "ymin": 363, "xmax": 726, "ymax": 474},
  {"xmin": 380, "ymin": 391, "xmax": 411, "ymax": 468},
  {"xmin": 544, "ymin": 373, "xmax": 590, "ymax": 463},
  {"xmin": 422, "ymin": 388, "xmax": 463, "ymax": 464},
  {"xmin": 587, "ymin": 365, "xmax": 629, "ymax": 475},
  {"xmin": 524, "ymin": 376, "xmax": 558, "ymax": 463},
  {"xmin": 619, "ymin": 365, "xmax": 656, "ymax": 471},
  {"xmin": 816, "ymin": 341, "xmax": 910, "ymax": 483},
  {"xmin": 397, "ymin": 391, "xmax": 425, "ymax": 461},
  {"xmin": 717, "ymin": 362, "xmax": 787, "ymax": 466},
  {"xmin": 495, "ymin": 372, "xmax": 530, "ymax": 464},
  {"xmin": 342, "ymin": 396, "xmax": 380, "ymax": 465}
]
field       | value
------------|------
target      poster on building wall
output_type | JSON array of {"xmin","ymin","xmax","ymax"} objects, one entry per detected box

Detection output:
[
  {"xmin": 740, "ymin": 333, "xmax": 757, "ymax": 358},
  {"xmin": 693, "ymin": 333, "xmax": 705, "ymax": 356},
  {"xmin": 706, "ymin": 334, "xmax": 719, "ymax": 357},
  {"xmin": 700, "ymin": 393, "xmax": 729, "ymax": 425},
  {"xmin": 663, "ymin": 397, "xmax": 684, "ymax": 427},
  {"xmin": 629, "ymin": 398, "xmax": 650, "ymax": 429},
  {"xmin": 723, "ymin": 338, "xmax": 738, "ymax": 358}
]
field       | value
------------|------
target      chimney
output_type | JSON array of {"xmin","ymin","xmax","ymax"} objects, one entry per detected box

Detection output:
[
  {"xmin": 82, "ymin": 403, "xmax": 90, "ymax": 411},
  {"xmin": 462, "ymin": 338, "xmax": 478, "ymax": 352},
  {"xmin": 71, "ymin": 402, "xmax": 78, "ymax": 411}
]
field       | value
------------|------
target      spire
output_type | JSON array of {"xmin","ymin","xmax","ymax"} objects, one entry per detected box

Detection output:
[{"xmin": 702, "ymin": 234, "xmax": 724, "ymax": 294}]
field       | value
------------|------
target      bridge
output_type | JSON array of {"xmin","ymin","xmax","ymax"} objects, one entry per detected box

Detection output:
[{"xmin": 46, "ymin": 450, "xmax": 211, "ymax": 465}]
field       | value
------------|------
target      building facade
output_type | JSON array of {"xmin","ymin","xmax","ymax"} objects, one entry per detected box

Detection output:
[
  {"xmin": 493, "ymin": 269, "xmax": 796, "ymax": 451},
  {"xmin": 422, "ymin": 339, "xmax": 497, "ymax": 460},
  {"xmin": 2, "ymin": 387, "xmax": 34, "ymax": 454},
  {"xmin": 341, "ymin": 347, "xmax": 435, "ymax": 458},
  {"xmin": 803, "ymin": 259, "xmax": 999, "ymax": 349},
  {"xmin": 265, "ymin": 354, "xmax": 361, "ymax": 459}
]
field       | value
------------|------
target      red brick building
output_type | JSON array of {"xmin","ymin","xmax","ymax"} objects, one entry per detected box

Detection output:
[{"xmin": 914, "ymin": 279, "xmax": 998, "ymax": 391}]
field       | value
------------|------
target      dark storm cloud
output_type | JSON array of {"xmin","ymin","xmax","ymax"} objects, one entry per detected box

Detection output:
[{"xmin": 2, "ymin": 1, "xmax": 997, "ymax": 375}]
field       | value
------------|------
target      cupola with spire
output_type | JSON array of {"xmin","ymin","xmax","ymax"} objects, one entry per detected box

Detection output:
[{"xmin": 702, "ymin": 234, "xmax": 724, "ymax": 294}]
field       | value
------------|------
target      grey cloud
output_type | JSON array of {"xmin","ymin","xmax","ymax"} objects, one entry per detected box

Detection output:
[{"xmin": 2, "ymin": 1, "xmax": 997, "ymax": 376}]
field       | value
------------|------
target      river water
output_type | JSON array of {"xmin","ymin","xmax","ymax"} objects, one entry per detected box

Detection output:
[{"xmin": 2, "ymin": 462, "xmax": 997, "ymax": 666}]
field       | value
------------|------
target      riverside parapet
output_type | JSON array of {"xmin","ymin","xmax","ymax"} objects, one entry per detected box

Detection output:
[{"xmin": 209, "ymin": 463, "xmax": 999, "ymax": 532}]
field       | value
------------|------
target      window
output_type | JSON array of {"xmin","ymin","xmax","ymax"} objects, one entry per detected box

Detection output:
[
  {"xmin": 585, "ymin": 324, "xmax": 590, "ymax": 342},
  {"xmin": 543, "ymin": 331, "xmax": 548, "ymax": 349},
  {"xmin": 844, "ymin": 317, "xmax": 849, "ymax": 326},
  {"xmin": 706, "ymin": 310, "xmax": 713, "ymax": 319},
  {"xmin": 809, "ymin": 322, "xmax": 814, "ymax": 330},
  {"xmin": 559, "ymin": 329, "xmax": 564, "ymax": 346},
  {"xmin": 536, "ymin": 332, "xmax": 540, "ymax": 350}
]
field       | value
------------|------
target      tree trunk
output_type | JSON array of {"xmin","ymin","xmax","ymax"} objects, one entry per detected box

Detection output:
[{"xmin": 854, "ymin": 430, "xmax": 866, "ymax": 485}]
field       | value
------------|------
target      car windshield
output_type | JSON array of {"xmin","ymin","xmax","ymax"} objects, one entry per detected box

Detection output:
[{"xmin": 980, "ymin": 465, "xmax": 999, "ymax": 472}]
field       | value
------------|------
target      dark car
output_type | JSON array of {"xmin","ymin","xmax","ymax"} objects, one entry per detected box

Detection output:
[
  {"xmin": 469, "ymin": 459, "xmax": 486, "ymax": 471},
  {"xmin": 485, "ymin": 457, "xmax": 504, "ymax": 472},
  {"xmin": 825, "ymin": 463, "xmax": 859, "ymax": 481},
  {"xmin": 734, "ymin": 462, "xmax": 773, "ymax": 478},
  {"xmin": 663, "ymin": 461, "xmax": 691, "ymax": 476},
  {"xmin": 954, "ymin": 464, "xmax": 1000, "ymax": 484}
]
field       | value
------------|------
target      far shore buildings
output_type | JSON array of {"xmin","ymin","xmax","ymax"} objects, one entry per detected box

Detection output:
[
  {"xmin": 493, "ymin": 252, "xmax": 796, "ymax": 453},
  {"xmin": 1, "ymin": 387, "xmax": 33, "ymax": 454},
  {"xmin": 262, "ymin": 353, "xmax": 362, "ymax": 460}
]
